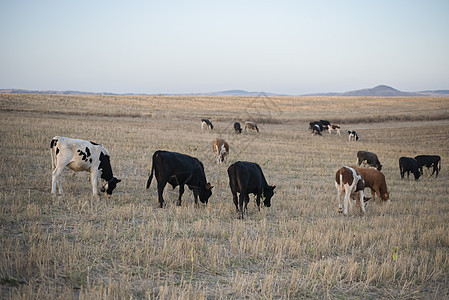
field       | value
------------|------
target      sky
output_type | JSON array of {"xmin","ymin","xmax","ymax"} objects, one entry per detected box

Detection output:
[{"xmin": 1, "ymin": 0, "xmax": 448, "ymax": 95}]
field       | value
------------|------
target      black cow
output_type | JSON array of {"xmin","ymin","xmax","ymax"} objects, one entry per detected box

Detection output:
[
  {"xmin": 320, "ymin": 120, "xmax": 331, "ymax": 130},
  {"xmin": 146, "ymin": 150, "xmax": 213, "ymax": 207},
  {"xmin": 234, "ymin": 122, "xmax": 242, "ymax": 134},
  {"xmin": 227, "ymin": 161, "xmax": 276, "ymax": 219},
  {"xmin": 414, "ymin": 155, "xmax": 441, "ymax": 178},
  {"xmin": 399, "ymin": 157, "xmax": 421, "ymax": 180},
  {"xmin": 357, "ymin": 151, "xmax": 382, "ymax": 171}
]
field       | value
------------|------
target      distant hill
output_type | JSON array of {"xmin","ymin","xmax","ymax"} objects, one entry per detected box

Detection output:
[{"xmin": 1, "ymin": 86, "xmax": 449, "ymax": 97}]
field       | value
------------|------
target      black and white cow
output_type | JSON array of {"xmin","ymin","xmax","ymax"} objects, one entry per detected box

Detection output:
[
  {"xmin": 328, "ymin": 124, "xmax": 341, "ymax": 135},
  {"xmin": 146, "ymin": 150, "xmax": 213, "ymax": 208},
  {"xmin": 357, "ymin": 151, "xmax": 382, "ymax": 171},
  {"xmin": 348, "ymin": 130, "xmax": 359, "ymax": 141},
  {"xmin": 414, "ymin": 155, "xmax": 441, "ymax": 178},
  {"xmin": 227, "ymin": 161, "xmax": 276, "ymax": 219},
  {"xmin": 201, "ymin": 118, "xmax": 213, "ymax": 130},
  {"xmin": 50, "ymin": 136, "xmax": 121, "ymax": 196},
  {"xmin": 335, "ymin": 166, "xmax": 368, "ymax": 216},
  {"xmin": 233, "ymin": 122, "xmax": 242, "ymax": 134},
  {"xmin": 311, "ymin": 124, "xmax": 322, "ymax": 136},
  {"xmin": 399, "ymin": 157, "xmax": 421, "ymax": 180}
]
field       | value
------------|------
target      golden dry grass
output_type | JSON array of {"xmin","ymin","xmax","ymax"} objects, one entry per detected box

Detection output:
[{"xmin": 1, "ymin": 94, "xmax": 449, "ymax": 299}]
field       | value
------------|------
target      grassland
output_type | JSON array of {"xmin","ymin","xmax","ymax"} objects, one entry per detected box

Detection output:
[{"xmin": 0, "ymin": 94, "xmax": 448, "ymax": 299}]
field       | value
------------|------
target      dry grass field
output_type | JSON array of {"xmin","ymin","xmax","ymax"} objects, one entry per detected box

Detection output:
[{"xmin": 1, "ymin": 93, "xmax": 449, "ymax": 299}]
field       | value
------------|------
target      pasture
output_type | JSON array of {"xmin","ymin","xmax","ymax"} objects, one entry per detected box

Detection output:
[{"xmin": 1, "ymin": 94, "xmax": 448, "ymax": 299}]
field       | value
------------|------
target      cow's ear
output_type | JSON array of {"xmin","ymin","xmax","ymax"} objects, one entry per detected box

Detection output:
[
  {"xmin": 115, "ymin": 178, "xmax": 121, "ymax": 183},
  {"xmin": 206, "ymin": 183, "xmax": 213, "ymax": 190},
  {"xmin": 272, "ymin": 185, "xmax": 276, "ymax": 190}
]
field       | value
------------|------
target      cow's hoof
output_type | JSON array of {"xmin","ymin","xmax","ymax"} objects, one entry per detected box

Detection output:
[{"xmin": 176, "ymin": 201, "xmax": 182, "ymax": 206}]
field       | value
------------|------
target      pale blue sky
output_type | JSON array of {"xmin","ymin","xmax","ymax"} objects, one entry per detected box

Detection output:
[{"xmin": 1, "ymin": 0, "xmax": 448, "ymax": 94}]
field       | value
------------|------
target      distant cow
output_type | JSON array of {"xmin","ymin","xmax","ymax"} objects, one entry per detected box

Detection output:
[
  {"xmin": 357, "ymin": 151, "xmax": 382, "ymax": 171},
  {"xmin": 227, "ymin": 161, "xmax": 276, "ymax": 219},
  {"xmin": 328, "ymin": 124, "xmax": 341, "ymax": 135},
  {"xmin": 146, "ymin": 150, "xmax": 213, "ymax": 207},
  {"xmin": 335, "ymin": 166, "xmax": 368, "ymax": 216},
  {"xmin": 50, "ymin": 136, "xmax": 121, "ymax": 196},
  {"xmin": 414, "ymin": 155, "xmax": 441, "ymax": 178},
  {"xmin": 233, "ymin": 122, "xmax": 242, "ymax": 134},
  {"xmin": 351, "ymin": 166, "xmax": 390, "ymax": 203},
  {"xmin": 245, "ymin": 121, "xmax": 259, "ymax": 132},
  {"xmin": 311, "ymin": 124, "xmax": 322, "ymax": 136},
  {"xmin": 212, "ymin": 138, "xmax": 229, "ymax": 165},
  {"xmin": 399, "ymin": 157, "xmax": 421, "ymax": 180},
  {"xmin": 201, "ymin": 118, "xmax": 213, "ymax": 130},
  {"xmin": 320, "ymin": 120, "xmax": 331, "ymax": 130},
  {"xmin": 348, "ymin": 130, "xmax": 359, "ymax": 141},
  {"xmin": 309, "ymin": 121, "xmax": 324, "ymax": 132}
]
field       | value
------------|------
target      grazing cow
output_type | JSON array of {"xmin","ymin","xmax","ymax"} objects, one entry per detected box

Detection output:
[
  {"xmin": 335, "ymin": 166, "xmax": 368, "ymax": 216},
  {"xmin": 50, "ymin": 136, "xmax": 121, "ymax": 196},
  {"xmin": 227, "ymin": 161, "xmax": 276, "ymax": 219},
  {"xmin": 146, "ymin": 150, "xmax": 213, "ymax": 207},
  {"xmin": 357, "ymin": 151, "xmax": 382, "ymax": 171},
  {"xmin": 328, "ymin": 124, "xmax": 341, "ymax": 135},
  {"xmin": 320, "ymin": 120, "xmax": 331, "ymax": 130},
  {"xmin": 351, "ymin": 166, "xmax": 390, "ymax": 203},
  {"xmin": 414, "ymin": 155, "xmax": 441, "ymax": 178},
  {"xmin": 233, "ymin": 122, "xmax": 242, "ymax": 134},
  {"xmin": 399, "ymin": 157, "xmax": 421, "ymax": 180},
  {"xmin": 212, "ymin": 138, "xmax": 229, "ymax": 165},
  {"xmin": 348, "ymin": 130, "xmax": 359, "ymax": 141},
  {"xmin": 245, "ymin": 121, "xmax": 259, "ymax": 132},
  {"xmin": 309, "ymin": 121, "xmax": 324, "ymax": 132},
  {"xmin": 311, "ymin": 124, "xmax": 322, "ymax": 136},
  {"xmin": 201, "ymin": 118, "xmax": 213, "ymax": 130}
]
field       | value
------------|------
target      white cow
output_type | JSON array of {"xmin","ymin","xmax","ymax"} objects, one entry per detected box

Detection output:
[
  {"xmin": 50, "ymin": 136, "xmax": 121, "ymax": 196},
  {"xmin": 335, "ymin": 166, "xmax": 368, "ymax": 216}
]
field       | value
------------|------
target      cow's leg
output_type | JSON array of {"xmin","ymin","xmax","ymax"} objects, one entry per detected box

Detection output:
[
  {"xmin": 255, "ymin": 194, "xmax": 261, "ymax": 211},
  {"xmin": 336, "ymin": 185, "xmax": 343, "ymax": 214},
  {"xmin": 193, "ymin": 189, "xmax": 199, "ymax": 206},
  {"xmin": 343, "ymin": 184, "xmax": 351, "ymax": 216},
  {"xmin": 177, "ymin": 184, "xmax": 185, "ymax": 206},
  {"xmin": 238, "ymin": 190, "xmax": 246, "ymax": 219},
  {"xmin": 359, "ymin": 191, "xmax": 366, "ymax": 214},
  {"xmin": 430, "ymin": 164, "xmax": 436, "ymax": 177},
  {"xmin": 435, "ymin": 163, "xmax": 439, "ymax": 178},
  {"xmin": 232, "ymin": 191, "xmax": 239, "ymax": 212},
  {"xmin": 90, "ymin": 170, "xmax": 100, "ymax": 196},
  {"xmin": 52, "ymin": 167, "xmax": 65, "ymax": 196},
  {"xmin": 157, "ymin": 181, "xmax": 167, "ymax": 208}
]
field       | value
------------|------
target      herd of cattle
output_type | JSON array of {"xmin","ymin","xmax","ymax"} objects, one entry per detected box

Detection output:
[{"xmin": 49, "ymin": 119, "xmax": 442, "ymax": 218}]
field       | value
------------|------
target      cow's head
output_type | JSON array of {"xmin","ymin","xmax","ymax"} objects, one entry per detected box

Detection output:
[
  {"xmin": 377, "ymin": 164, "xmax": 383, "ymax": 171},
  {"xmin": 199, "ymin": 182, "xmax": 214, "ymax": 204},
  {"xmin": 100, "ymin": 177, "xmax": 121, "ymax": 195},
  {"xmin": 263, "ymin": 185, "xmax": 276, "ymax": 207}
]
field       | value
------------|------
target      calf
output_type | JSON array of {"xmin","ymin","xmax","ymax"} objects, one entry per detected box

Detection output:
[
  {"xmin": 357, "ymin": 150, "xmax": 382, "ymax": 171},
  {"xmin": 328, "ymin": 124, "xmax": 341, "ymax": 135},
  {"xmin": 399, "ymin": 157, "xmax": 421, "ymax": 180},
  {"xmin": 146, "ymin": 150, "xmax": 213, "ymax": 207},
  {"xmin": 233, "ymin": 122, "xmax": 242, "ymax": 134},
  {"xmin": 414, "ymin": 155, "xmax": 441, "ymax": 178},
  {"xmin": 245, "ymin": 121, "xmax": 259, "ymax": 132},
  {"xmin": 351, "ymin": 166, "xmax": 390, "ymax": 203},
  {"xmin": 348, "ymin": 130, "xmax": 359, "ymax": 141},
  {"xmin": 212, "ymin": 138, "xmax": 229, "ymax": 165},
  {"xmin": 227, "ymin": 161, "xmax": 276, "ymax": 219},
  {"xmin": 50, "ymin": 136, "xmax": 121, "ymax": 196},
  {"xmin": 335, "ymin": 166, "xmax": 368, "ymax": 216},
  {"xmin": 201, "ymin": 118, "xmax": 213, "ymax": 130}
]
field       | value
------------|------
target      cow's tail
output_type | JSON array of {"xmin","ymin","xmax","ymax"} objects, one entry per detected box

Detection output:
[
  {"xmin": 438, "ymin": 159, "xmax": 441, "ymax": 172},
  {"xmin": 146, "ymin": 153, "xmax": 156, "ymax": 189}
]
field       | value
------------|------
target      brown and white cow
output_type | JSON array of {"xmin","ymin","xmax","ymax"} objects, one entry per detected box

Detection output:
[
  {"xmin": 212, "ymin": 138, "xmax": 229, "ymax": 165},
  {"xmin": 335, "ymin": 166, "xmax": 368, "ymax": 216},
  {"xmin": 351, "ymin": 166, "xmax": 390, "ymax": 203},
  {"xmin": 245, "ymin": 121, "xmax": 259, "ymax": 132},
  {"xmin": 328, "ymin": 124, "xmax": 341, "ymax": 135}
]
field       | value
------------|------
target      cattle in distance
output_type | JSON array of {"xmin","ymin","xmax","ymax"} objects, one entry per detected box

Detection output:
[
  {"xmin": 414, "ymin": 155, "xmax": 441, "ymax": 178},
  {"xmin": 357, "ymin": 151, "xmax": 383, "ymax": 171},
  {"xmin": 244, "ymin": 121, "xmax": 259, "ymax": 132},
  {"xmin": 201, "ymin": 118, "xmax": 214, "ymax": 130},
  {"xmin": 50, "ymin": 136, "xmax": 121, "ymax": 196},
  {"xmin": 399, "ymin": 157, "xmax": 421, "ymax": 180},
  {"xmin": 146, "ymin": 150, "xmax": 213, "ymax": 208},
  {"xmin": 348, "ymin": 130, "xmax": 359, "ymax": 141},
  {"xmin": 233, "ymin": 122, "xmax": 242, "ymax": 134},
  {"xmin": 227, "ymin": 161, "xmax": 275, "ymax": 219},
  {"xmin": 335, "ymin": 166, "xmax": 369, "ymax": 216}
]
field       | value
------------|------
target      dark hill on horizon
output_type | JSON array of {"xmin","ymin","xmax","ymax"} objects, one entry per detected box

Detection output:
[{"xmin": 1, "ymin": 85, "xmax": 448, "ymax": 97}]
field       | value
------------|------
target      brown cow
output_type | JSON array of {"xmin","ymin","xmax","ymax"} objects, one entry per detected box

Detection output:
[
  {"xmin": 212, "ymin": 138, "xmax": 229, "ymax": 165},
  {"xmin": 245, "ymin": 121, "xmax": 259, "ymax": 132},
  {"xmin": 351, "ymin": 166, "xmax": 390, "ymax": 203},
  {"xmin": 335, "ymin": 166, "xmax": 369, "ymax": 216}
]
